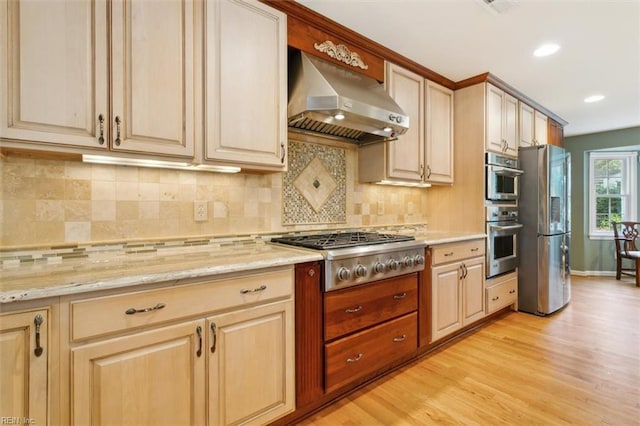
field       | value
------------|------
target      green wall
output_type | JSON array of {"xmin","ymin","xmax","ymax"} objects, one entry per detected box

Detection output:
[{"xmin": 563, "ymin": 126, "xmax": 640, "ymax": 274}]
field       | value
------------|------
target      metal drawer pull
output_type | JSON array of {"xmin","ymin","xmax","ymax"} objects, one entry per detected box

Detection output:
[
  {"xmin": 125, "ymin": 302, "xmax": 166, "ymax": 315},
  {"xmin": 393, "ymin": 334, "xmax": 407, "ymax": 342},
  {"xmin": 345, "ymin": 306, "xmax": 363, "ymax": 314},
  {"xmin": 97, "ymin": 114, "xmax": 105, "ymax": 145},
  {"xmin": 444, "ymin": 252, "xmax": 454, "ymax": 256},
  {"xmin": 210, "ymin": 323, "xmax": 217, "ymax": 353},
  {"xmin": 114, "ymin": 116, "xmax": 122, "ymax": 146},
  {"xmin": 509, "ymin": 289, "xmax": 516, "ymax": 294},
  {"xmin": 492, "ymin": 296, "xmax": 500, "ymax": 301},
  {"xmin": 240, "ymin": 285, "xmax": 267, "ymax": 294},
  {"xmin": 34, "ymin": 314, "xmax": 44, "ymax": 357},
  {"xmin": 393, "ymin": 292, "xmax": 407, "ymax": 300},
  {"xmin": 471, "ymin": 247, "xmax": 479, "ymax": 252},
  {"xmin": 346, "ymin": 353, "xmax": 363, "ymax": 363},
  {"xmin": 196, "ymin": 326, "xmax": 203, "ymax": 357}
]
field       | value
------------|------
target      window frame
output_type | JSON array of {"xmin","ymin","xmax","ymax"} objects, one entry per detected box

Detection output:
[{"xmin": 588, "ymin": 151, "xmax": 638, "ymax": 239}]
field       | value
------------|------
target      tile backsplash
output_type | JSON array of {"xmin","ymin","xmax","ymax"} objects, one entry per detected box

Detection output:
[{"xmin": 1, "ymin": 136, "xmax": 430, "ymax": 248}]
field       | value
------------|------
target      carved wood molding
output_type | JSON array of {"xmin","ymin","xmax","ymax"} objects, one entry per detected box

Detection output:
[{"xmin": 313, "ymin": 41, "xmax": 369, "ymax": 70}]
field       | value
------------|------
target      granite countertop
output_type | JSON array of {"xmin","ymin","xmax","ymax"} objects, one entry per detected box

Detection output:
[
  {"xmin": 0, "ymin": 242, "xmax": 322, "ymax": 304},
  {"xmin": 0, "ymin": 230, "xmax": 485, "ymax": 304}
]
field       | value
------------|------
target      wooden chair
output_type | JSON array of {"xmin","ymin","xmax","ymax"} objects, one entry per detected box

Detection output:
[{"xmin": 612, "ymin": 221, "xmax": 640, "ymax": 287}]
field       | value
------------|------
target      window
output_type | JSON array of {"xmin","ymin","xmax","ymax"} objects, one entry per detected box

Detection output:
[{"xmin": 588, "ymin": 151, "xmax": 638, "ymax": 237}]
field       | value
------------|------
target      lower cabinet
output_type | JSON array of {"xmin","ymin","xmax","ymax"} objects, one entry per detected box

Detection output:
[
  {"xmin": 0, "ymin": 309, "xmax": 49, "ymax": 424},
  {"xmin": 69, "ymin": 268, "xmax": 294, "ymax": 426},
  {"xmin": 72, "ymin": 320, "xmax": 206, "ymax": 425},
  {"xmin": 431, "ymin": 240, "xmax": 486, "ymax": 342},
  {"xmin": 208, "ymin": 300, "xmax": 294, "ymax": 425},
  {"xmin": 485, "ymin": 270, "xmax": 518, "ymax": 314}
]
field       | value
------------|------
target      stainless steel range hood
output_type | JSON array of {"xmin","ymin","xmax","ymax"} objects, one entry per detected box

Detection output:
[{"xmin": 288, "ymin": 52, "xmax": 409, "ymax": 144}]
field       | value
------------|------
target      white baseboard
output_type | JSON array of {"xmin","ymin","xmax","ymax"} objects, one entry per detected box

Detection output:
[{"xmin": 570, "ymin": 270, "xmax": 616, "ymax": 277}]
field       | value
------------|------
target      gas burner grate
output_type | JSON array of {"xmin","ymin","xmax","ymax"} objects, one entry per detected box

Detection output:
[{"xmin": 271, "ymin": 232, "xmax": 415, "ymax": 250}]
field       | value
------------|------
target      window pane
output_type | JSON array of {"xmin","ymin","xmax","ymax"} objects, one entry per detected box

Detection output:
[
  {"xmin": 611, "ymin": 197, "xmax": 621, "ymax": 214},
  {"xmin": 607, "ymin": 160, "xmax": 623, "ymax": 178},
  {"xmin": 608, "ymin": 178, "xmax": 621, "ymax": 195},
  {"xmin": 596, "ymin": 197, "xmax": 609, "ymax": 214},
  {"xmin": 595, "ymin": 178, "xmax": 607, "ymax": 195},
  {"xmin": 594, "ymin": 159, "xmax": 608, "ymax": 177},
  {"xmin": 596, "ymin": 214, "xmax": 610, "ymax": 231}
]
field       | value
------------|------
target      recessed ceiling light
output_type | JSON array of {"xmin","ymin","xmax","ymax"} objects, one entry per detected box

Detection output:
[
  {"xmin": 584, "ymin": 94, "xmax": 605, "ymax": 103},
  {"xmin": 533, "ymin": 43, "xmax": 560, "ymax": 57}
]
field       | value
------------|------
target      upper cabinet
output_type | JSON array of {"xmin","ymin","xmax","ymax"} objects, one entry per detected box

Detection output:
[
  {"xmin": 519, "ymin": 102, "xmax": 549, "ymax": 148},
  {"xmin": 359, "ymin": 62, "xmax": 453, "ymax": 185},
  {"xmin": 486, "ymin": 83, "xmax": 518, "ymax": 157},
  {"xmin": 548, "ymin": 119, "xmax": 564, "ymax": 146},
  {"xmin": 0, "ymin": 0, "xmax": 196, "ymax": 158},
  {"xmin": 204, "ymin": 0, "xmax": 287, "ymax": 171},
  {"xmin": 425, "ymin": 80, "xmax": 454, "ymax": 184}
]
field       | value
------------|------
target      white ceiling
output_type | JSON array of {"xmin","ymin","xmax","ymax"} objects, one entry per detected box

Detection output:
[{"xmin": 296, "ymin": 0, "xmax": 640, "ymax": 137}]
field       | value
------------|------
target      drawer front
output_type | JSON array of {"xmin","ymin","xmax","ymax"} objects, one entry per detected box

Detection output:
[
  {"xmin": 486, "ymin": 277, "xmax": 517, "ymax": 314},
  {"xmin": 324, "ymin": 312, "xmax": 417, "ymax": 394},
  {"xmin": 432, "ymin": 239, "xmax": 485, "ymax": 265},
  {"xmin": 71, "ymin": 268, "xmax": 293, "ymax": 341},
  {"xmin": 324, "ymin": 274, "xmax": 418, "ymax": 341}
]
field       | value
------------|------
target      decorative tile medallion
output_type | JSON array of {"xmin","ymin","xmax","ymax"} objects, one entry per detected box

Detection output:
[{"xmin": 283, "ymin": 140, "xmax": 346, "ymax": 225}]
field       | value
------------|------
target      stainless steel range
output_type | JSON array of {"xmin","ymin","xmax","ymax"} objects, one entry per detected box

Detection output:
[{"xmin": 271, "ymin": 232, "xmax": 426, "ymax": 291}]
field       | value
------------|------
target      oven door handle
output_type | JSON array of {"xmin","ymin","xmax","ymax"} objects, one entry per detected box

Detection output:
[
  {"xmin": 488, "ymin": 165, "xmax": 524, "ymax": 177},
  {"xmin": 488, "ymin": 223, "xmax": 523, "ymax": 233}
]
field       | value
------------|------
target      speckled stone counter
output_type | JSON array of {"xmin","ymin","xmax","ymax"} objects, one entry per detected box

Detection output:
[{"xmin": 0, "ymin": 242, "xmax": 322, "ymax": 304}]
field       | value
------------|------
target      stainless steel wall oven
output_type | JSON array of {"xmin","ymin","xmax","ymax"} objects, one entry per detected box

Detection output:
[
  {"xmin": 485, "ymin": 153, "xmax": 523, "ymax": 203},
  {"xmin": 486, "ymin": 206, "xmax": 522, "ymax": 278}
]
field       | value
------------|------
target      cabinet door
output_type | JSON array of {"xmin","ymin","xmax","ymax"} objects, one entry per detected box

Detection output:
[
  {"xmin": 0, "ymin": 309, "xmax": 48, "ymax": 424},
  {"xmin": 462, "ymin": 257, "xmax": 486, "ymax": 325},
  {"xmin": 519, "ymin": 102, "xmax": 535, "ymax": 149},
  {"xmin": 534, "ymin": 110, "xmax": 549, "ymax": 145},
  {"xmin": 431, "ymin": 262, "xmax": 462, "ymax": 342},
  {"xmin": 385, "ymin": 62, "xmax": 424, "ymax": 182},
  {"xmin": 0, "ymin": 0, "xmax": 108, "ymax": 149},
  {"xmin": 208, "ymin": 300, "xmax": 294, "ymax": 425},
  {"xmin": 72, "ymin": 320, "xmax": 206, "ymax": 426},
  {"xmin": 425, "ymin": 80, "xmax": 454, "ymax": 184},
  {"xmin": 110, "ymin": 0, "xmax": 195, "ymax": 157},
  {"xmin": 503, "ymin": 93, "xmax": 518, "ymax": 156},
  {"xmin": 485, "ymin": 84, "xmax": 505, "ymax": 153},
  {"xmin": 205, "ymin": 0, "xmax": 287, "ymax": 169}
]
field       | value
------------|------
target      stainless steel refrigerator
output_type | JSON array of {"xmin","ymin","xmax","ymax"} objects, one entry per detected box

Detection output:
[{"xmin": 518, "ymin": 145, "xmax": 571, "ymax": 315}]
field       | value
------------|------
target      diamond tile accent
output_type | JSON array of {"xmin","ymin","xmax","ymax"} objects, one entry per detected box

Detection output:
[
  {"xmin": 293, "ymin": 157, "xmax": 337, "ymax": 212},
  {"xmin": 283, "ymin": 140, "xmax": 346, "ymax": 225}
]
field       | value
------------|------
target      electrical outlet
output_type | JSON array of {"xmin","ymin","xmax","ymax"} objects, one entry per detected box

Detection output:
[
  {"xmin": 194, "ymin": 201, "xmax": 208, "ymax": 222},
  {"xmin": 377, "ymin": 201, "xmax": 384, "ymax": 215}
]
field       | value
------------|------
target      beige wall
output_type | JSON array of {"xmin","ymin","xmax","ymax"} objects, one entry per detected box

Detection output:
[{"xmin": 1, "ymin": 143, "xmax": 431, "ymax": 248}]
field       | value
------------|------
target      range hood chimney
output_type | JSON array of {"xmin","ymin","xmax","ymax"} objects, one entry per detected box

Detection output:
[{"xmin": 288, "ymin": 52, "xmax": 409, "ymax": 144}]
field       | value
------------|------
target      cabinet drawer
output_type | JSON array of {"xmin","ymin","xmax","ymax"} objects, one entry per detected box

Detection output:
[
  {"xmin": 486, "ymin": 275, "xmax": 517, "ymax": 314},
  {"xmin": 324, "ymin": 274, "xmax": 418, "ymax": 341},
  {"xmin": 324, "ymin": 312, "xmax": 417, "ymax": 394},
  {"xmin": 432, "ymin": 239, "xmax": 485, "ymax": 265},
  {"xmin": 70, "ymin": 268, "xmax": 292, "ymax": 341}
]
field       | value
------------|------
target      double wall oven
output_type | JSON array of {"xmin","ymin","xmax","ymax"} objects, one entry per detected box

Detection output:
[{"xmin": 485, "ymin": 153, "xmax": 524, "ymax": 278}]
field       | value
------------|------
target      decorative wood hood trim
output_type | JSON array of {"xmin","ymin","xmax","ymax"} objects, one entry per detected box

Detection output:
[
  {"xmin": 260, "ymin": 0, "xmax": 456, "ymax": 88},
  {"xmin": 457, "ymin": 72, "xmax": 568, "ymax": 126}
]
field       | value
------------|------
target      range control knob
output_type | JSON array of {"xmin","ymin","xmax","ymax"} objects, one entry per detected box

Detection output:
[
  {"xmin": 415, "ymin": 254, "xmax": 426, "ymax": 266},
  {"xmin": 337, "ymin": 267, "xmax": 350, "ymax": 281},
  {"xmin": 387, "ymin": 259, "xmax": 399, "ymax": 271},
  {"xmin": 354, "ymin": 264, "xmax": 367, "ymax": 278},
  {"xmin": 403, "ymin": 256, "xmax": 415, "ymax": 268},
  {"xmin": 373, "ymin": 261, "xmax": 385, "ymax": 274}
]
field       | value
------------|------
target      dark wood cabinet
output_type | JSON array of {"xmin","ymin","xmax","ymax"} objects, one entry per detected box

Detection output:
[{"xmin": 548, "ymin": 119, "xmax": 565, "ymax": 146}]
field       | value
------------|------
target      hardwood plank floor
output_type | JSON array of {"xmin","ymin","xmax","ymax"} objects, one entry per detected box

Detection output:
[{"xmin": 298, "ymin": 275, "xmax": 640, "ymax": 425}]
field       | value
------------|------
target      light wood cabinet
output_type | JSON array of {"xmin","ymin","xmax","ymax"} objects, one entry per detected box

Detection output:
[
  {"xmin": 208, "ymin": 300, "xmax": 294, "ymax": 425},
  {"xmin": 69, "ymin": 267, "xmax": 295, "ymax": 426},
  {"xmin": 519, "ymin": 102, "xmax": 548, "ymax": 148},
  {"xmin": 425, "ymin": 80, "xmax": 454, "ymax": 184},
  {"xmin": 0, "ymin": 309, "xmax": 49, "ymax": 424},
  {"xmin": 204, "ymin": 0, "xmax": 287, "ymax": 171},
  {"xmin": 431, "ymin": 240, "xmax": 485, "ymax": 342},
  {"xmin": 359, "ymin": 63, "xmax": 453, "ymax": 185},
  {"xmin": 0, "ymin": 0, "xmax": 196, "ymax": 158},
  {"xmin": 485, "ymin": 270, "xmax": 518, "ymax": 314},
  {"xmin": 72, "ymin": 319, "xmax": 206, "ymax": 425},
  {"xmin": 486, "ymin": 83, "xmax": 518, "ymax": 157}
]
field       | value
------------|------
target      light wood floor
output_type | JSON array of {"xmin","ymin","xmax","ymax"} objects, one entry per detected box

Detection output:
[{"xmin": 298, "ymin": 275, "xmax": 640, "ymax": 425}]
